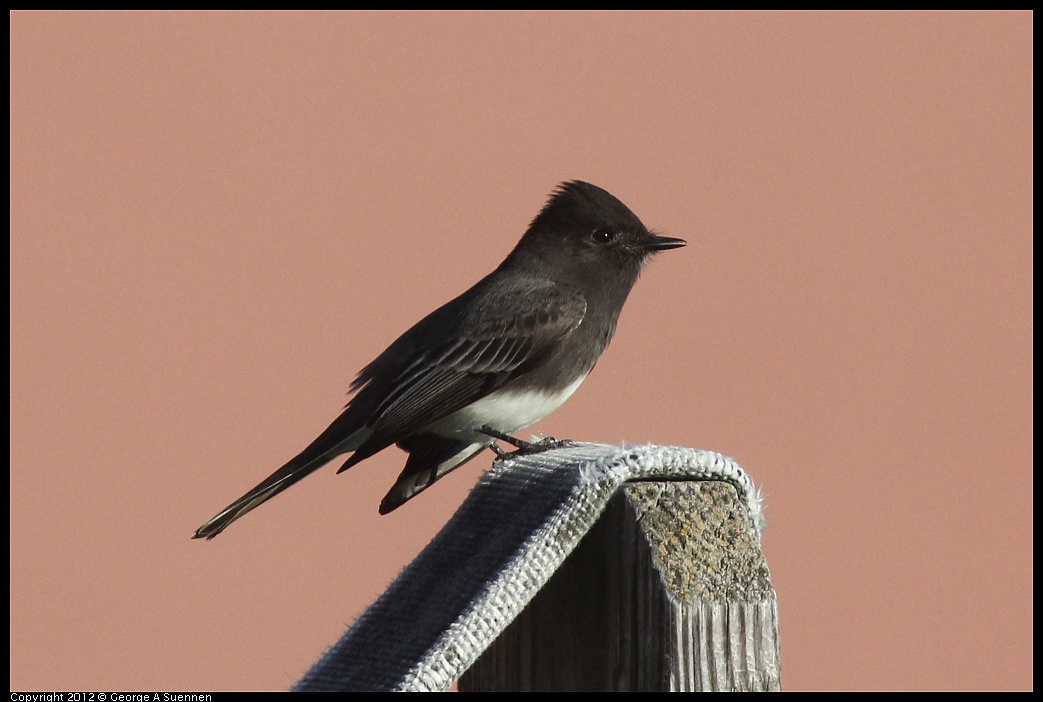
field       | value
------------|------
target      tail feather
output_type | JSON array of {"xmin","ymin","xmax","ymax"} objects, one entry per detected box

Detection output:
[
  {"xmin": 194, "ymin": 417, "xmax": 371, "ymax": 539},
  {"xmin": 378, "ymin": 435, "xmax": 487, "ymax": 515},
  {"xmin": 193, "ymin": 456, "xmax": 327, "ymax": 539}
]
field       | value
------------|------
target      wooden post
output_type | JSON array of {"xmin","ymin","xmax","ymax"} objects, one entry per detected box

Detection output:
[
  {"xmin": 294, "ymin": 444, "xmax": 778, "ymax": 692},
  {"xmin": 459, "ymin": 481, "xmax": 780, "ymax": 691}
]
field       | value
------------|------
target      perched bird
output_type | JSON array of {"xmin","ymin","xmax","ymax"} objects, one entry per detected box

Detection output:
[{"xmin": 194, "ymin": 181, "xmax": 685, "ymax": 539}]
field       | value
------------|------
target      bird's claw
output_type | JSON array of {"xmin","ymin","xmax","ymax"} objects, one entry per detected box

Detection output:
[{"xmin": 479, "ymin": 425, "xmax": 576, "ymax": 461}]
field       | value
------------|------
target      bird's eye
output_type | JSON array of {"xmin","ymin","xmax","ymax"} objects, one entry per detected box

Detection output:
[{"xmin": 592, "ymin": 229, "xmax": 616, "ymax": 244}]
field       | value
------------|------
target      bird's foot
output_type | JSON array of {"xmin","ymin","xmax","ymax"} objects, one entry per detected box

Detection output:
[{"xmin": 479, "ymin": 425, "xmax": 576, "ymax": 460}]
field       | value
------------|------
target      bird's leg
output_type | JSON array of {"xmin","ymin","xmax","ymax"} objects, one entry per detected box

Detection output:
[
  {"xmin": 479, "ymin": 425, "xmax": 538, "ymax": 452},
  {"xmin": 486, "ymin": 440, "xmax": 512, "ymax": 460},
  {"xmin": 478, "ymin": 425, "xmax": 576, "ymax": 460}
]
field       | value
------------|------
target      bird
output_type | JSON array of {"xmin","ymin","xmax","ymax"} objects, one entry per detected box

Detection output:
[{"xmin": 193, "ymin": 180, "xmax": 685, "ymax": 539}]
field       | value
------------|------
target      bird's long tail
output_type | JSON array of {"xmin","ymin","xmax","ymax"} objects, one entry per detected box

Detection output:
[
  {"xmin": 193, "ymin": 454, "xmax": 330, "ymax": 540},
  {"xmin": 194, "ymin": 411, "xmax": 372, "ymax": 539}
]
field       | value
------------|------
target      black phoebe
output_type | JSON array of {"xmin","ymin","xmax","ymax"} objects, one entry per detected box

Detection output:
[{"xmin": 194, "ymin": 181, "xmax": 684, "ymax": 539}]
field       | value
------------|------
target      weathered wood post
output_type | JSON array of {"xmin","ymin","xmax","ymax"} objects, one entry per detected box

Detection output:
[{"xmin": 294, "ymin": 443, "xmax": 780, "ymax": 692}]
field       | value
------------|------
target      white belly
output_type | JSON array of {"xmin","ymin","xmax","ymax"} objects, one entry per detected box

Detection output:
[{"xmin": 428, "ymin": 373, "xmax": 588, "ymax": 438}]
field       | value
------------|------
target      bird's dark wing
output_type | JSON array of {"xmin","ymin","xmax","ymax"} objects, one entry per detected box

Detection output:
[{"xmin": 337, "ymin": 282, "xmax": 587, "ymax": 471}]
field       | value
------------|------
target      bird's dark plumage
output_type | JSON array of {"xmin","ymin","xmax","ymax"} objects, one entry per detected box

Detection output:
[{"xmin": 194, "ymin": 180, "xmax": 685, "ymax": 538}]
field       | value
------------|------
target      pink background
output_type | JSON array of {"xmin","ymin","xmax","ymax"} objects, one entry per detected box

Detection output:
[{"xmin": 11, "ymin": 12, "xmax": 1032, "ymax": 692}]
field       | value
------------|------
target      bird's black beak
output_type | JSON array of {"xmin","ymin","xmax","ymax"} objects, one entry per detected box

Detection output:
[{"xmin": 643, "ymin": 234, "xmax": 687, "ymax": 251}]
